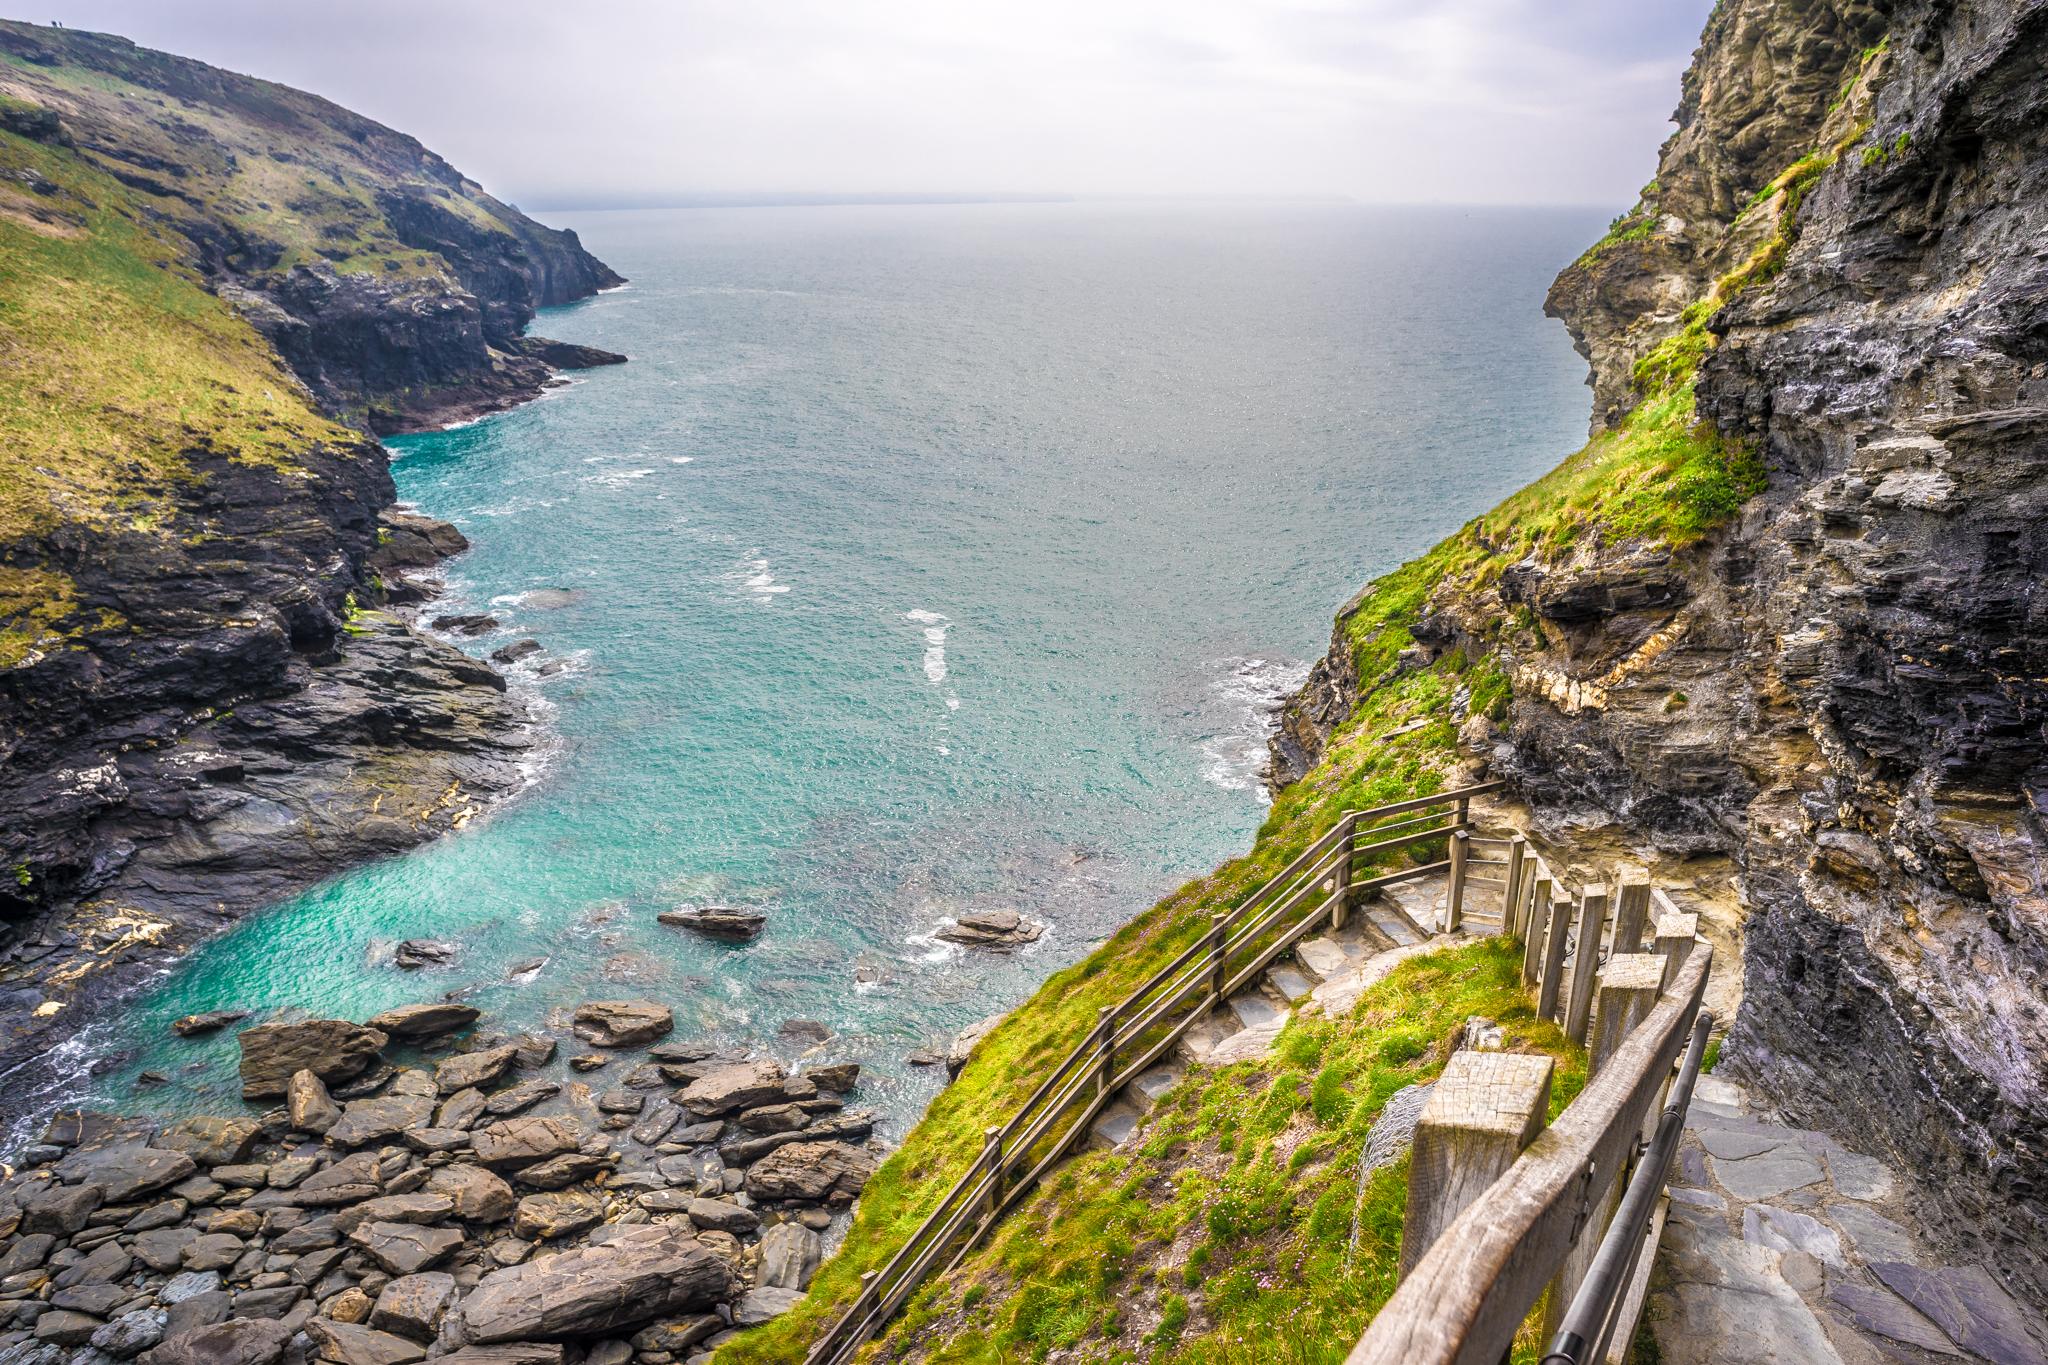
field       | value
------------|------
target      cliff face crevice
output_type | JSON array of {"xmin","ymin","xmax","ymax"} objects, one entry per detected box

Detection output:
[
  {"xmin": 0, "ymin": 22, "xmax": 618, "ymax": 1128},
  {"xmin": 1277, "ymin": 0, "xmax": 2048, "ymax": 1305}
]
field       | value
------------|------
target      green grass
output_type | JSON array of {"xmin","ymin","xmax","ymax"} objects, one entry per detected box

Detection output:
[{"xmin": 868, "ymin": 939, "xmax": 1586, "ymax": 1363}]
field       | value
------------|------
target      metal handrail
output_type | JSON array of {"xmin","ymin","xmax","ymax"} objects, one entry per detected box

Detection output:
[
  {"xmin": 802, "ymin": 780, "xmax": 1502, "ymax": 1364},
  {"xmin": 1542, "ymin": 1010, "xmax": 1716, "ymax": 1365}
]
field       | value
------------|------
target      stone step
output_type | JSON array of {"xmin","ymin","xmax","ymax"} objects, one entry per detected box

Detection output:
[
  {"xmin": 1367, "ymin": 905, "xmax": 1424, "ymax": 947},
  {"xmin": 1380, "ymin": 879, "xmax": 1446, "ymax": 934},
  {"xmin": 1329, "ymin": 912, "xmax": 1398, "ymax": 956},
  {"xmin": 1176, "ymin": 1008, "xmax": 1241, "ymax": 1067},
  {"xmin": 1227, "ymin": 988, "xmax": 1288, "ymax": 1032},
  {"xmin": 1296, "ymin": 936, "xmax": 1352, "ymax": 980},
  {"xmin": 1088, "ymin": 1100, "xmax": 1144, "ymax": 1152},
  {"xmin": 1266, "ymin": 962, "xmax": 1318, "ymax": 1004},
  {"xmin": 1127, "ymin": 1062, "xmax": 1184, "ymax": 1112}
]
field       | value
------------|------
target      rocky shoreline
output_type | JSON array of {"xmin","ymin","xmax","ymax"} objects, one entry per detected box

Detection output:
[{"xmin": 0, "ymin": 995, "xmax": 878, "ymax": 1365}]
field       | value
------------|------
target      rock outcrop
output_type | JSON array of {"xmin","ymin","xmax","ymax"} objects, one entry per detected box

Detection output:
[
  {"xmin": 0, "ymin": 1001, "xmax": 882, "ymax": 1363},
  {"xmin": 0, "ymin": 18, "xmax": 624, "ymax": 1131},
  {"xmin": 1276, "ymin": 0, "xmax": 2048, "ymax": 1310}
]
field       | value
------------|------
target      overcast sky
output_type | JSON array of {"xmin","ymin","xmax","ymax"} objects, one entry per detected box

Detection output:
[{"xmin": 26, "ymin": 0, "xmax": 1712, "ymax": 209}]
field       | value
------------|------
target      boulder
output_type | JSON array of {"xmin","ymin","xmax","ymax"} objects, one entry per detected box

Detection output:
[
  {"xmin": 366, "ymin": 1003, "xmax": 481, "ymax": 1041},
  {"xmin": 327, "ymin": 1093, "xmax": 436, "ymax": 1148},
  {"xmin": 369, "ymin": 1272, "xmax": 457, "ymax": 1341},
  {"xmin": 756, "ymin": 1222, "xmax": 822, "ymax": 1290},
  {"xmin": 490, "ymin": 639, "xmax": 543, "ymax": 665},
  {"xmin": 393, "ymin": 939, "xmax": 459, "ymax": 969},
  {"xmin": 512, "ymin": 1153, "xmax": 610, "ymax": 1190},
  {"xmin": 570, "ymin": 1001, "xmax": 673, "ymax": 1048},
  {"xmin": 438, "ymin": 1348, "xmax": 563, "ymax": 1365},
  {"xmin": 471, "ymin": 1117, "xmax": 582, "ymax": 1170},
  {"xmin": 934, "ymin": 909, "xmax": 1044, "ymax": 948},
  {"xmin": 683, "ymin": 1199, "xmax": 758, "ymax": 1235},
  {"xmin": 140, "ymin": 1317, "xmax": 291, "ymax": 1365},
  {"xmin": 349, "ymin": 1221, "xmax": 465, "ymax": 1275},
  {"xmin": 302, "ymin": 1320, "xmax": 427, "ymax": 1365},
  {"xmin": 160, "ymin": 1117, "xmax": 261, "ymax": 1167},
  {"xmin": 678, "ymin": 1061, "xmax": 787, "ymax": 1117},
  {"xmin": 434, "ymin": 1045, "xmax": 522, "ymax": 1095},
  {"xmin": 56, "ymin": 1145, "xmax": 195, "ymax": 1203},
  {"xmin": 736, "ymin": 1102, "xmax": 811, "ymax": 1133},
  {"xmin": 512, "ymin": 1191, "xmax": 605, "ymax": 1240},
  {"xmin": 22, "ymin": 1180, "xmax": 102, "ymax": 1234},
  {"xmin": 655, "ymin": 909, "xmax": 766, "ymax": 943},
  {"xmin": 171, "ymin": 1011, "xmax": 249, "ymax": 1038},
  {"xmin": 294, "ymin": 1152, "xmax": 383, "ymax": 1206},
  {"xmin": 804, "ymin": 1063, "xmax": 860, "ymax": 1093},
  {"xmin": 287, "ymin": 1069, "xmax": 342, "ymax": 1135},
  {"xmin": 743, "ymin": 1141, "xmax": 878, "ymax": 1203},
  {"xmin": 454, "ymin": 1223, "xmax": 736, "ymax": 1343},
  {"xmin": 92, "ymin": 1308, "xmax": 167, "ymax": 1359},
  {"xmin": 481, "ymin": 1080, "xmax": 560, "ymax": 1118},
  {"xmin": 424, "ymin": 1164, "xmax": 515, "ymax": 1223},
  {"xmin": 734, "ymin": 1287, "xmax": 805, "ymax": 1326},
  {"xmin": 238, "ymin": 1021, "xmax": 387, "ymax": 1099},
  {"xmin": 334, "ymin": 1193, "xmax": 456, "ymax": 1236},
  {"xmin": 36, "ymin": 1309, "xmax": 105, "ymax": 1346}
]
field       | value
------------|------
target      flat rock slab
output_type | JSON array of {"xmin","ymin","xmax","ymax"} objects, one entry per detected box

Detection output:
[
  {"xmin": 1708, "ymin": 1145, "xmax": 1824, "ymax": 1201},
  {"xmin": 455, "ymin": 1223, "xmax": 734, "ymax": 1342},
  {"xmin": 1742, "ymin": 1205, "xmax": 1843, "ymax": 1266},
  {"xmin": 1869, "ymin": 1262, "xmax": 2048, "ymax": 1364},
  {"xmin": 1826, "ymin": 1281, "xmax": 1961, "ymax": 1356}
]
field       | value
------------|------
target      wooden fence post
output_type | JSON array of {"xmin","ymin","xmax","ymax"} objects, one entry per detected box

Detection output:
[
  {"xmin": 1446, "ymin": 830, "xmax": 1469, "ymax": 933},
  {"xmin": 1588, "ymin": 954, "xmax": 1668, "ymax": 1077},
  {"xmin": 1095, "ymin": 1007, "xmax": 1115, "ymax": 1095},
  {"xmin": 1611, "ymin": 868, "xmax": 1652, "ymax": 955},
  {"xmin": 1520, "ymin": 869, "xmax": 1552, "ymax": 988},
  {"xmin": 1398, "ymin": 1051, "xmax": 1555, "ymax": 1281},
  {"xmin": 1655, "ymin": 911, "xmax": 1700, "ymax": 976},
  {"xmin": 1209, "ymin": 912, "xmax": 1228, "ymax": 1003},
  {"xmin": 1546, "ymin": 951, "xmax": 1672, "ymax": 1342},
  {"xmin": 1331, "ymin": 814, "xmax": 1355, "ymax": 931},
  {"xmin": 1504, "ymin": 836, "xmax": 1528, "ymax": 938},
  {"xmin": 1537, "ymin": 884, "xmax": 1572, "ymax": 1019},
  {"xmin": 982, "ymin": 1126, "xmax": 1003, "ymax": 1217},
  {"xmin": 1563, "ymin": 886, "xmax": 1608, "ymax": 1045}
]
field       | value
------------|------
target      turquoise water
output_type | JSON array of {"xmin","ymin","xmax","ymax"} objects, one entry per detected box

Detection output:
[{"xmin": 40, "ymin": 203, "xmax": 1597, "ymax": 1140}]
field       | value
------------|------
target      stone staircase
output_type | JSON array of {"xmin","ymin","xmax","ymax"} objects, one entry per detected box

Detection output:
[{"xmin": 1087, "ymin": 881, "xmax": 1443, "ymax": 1151}]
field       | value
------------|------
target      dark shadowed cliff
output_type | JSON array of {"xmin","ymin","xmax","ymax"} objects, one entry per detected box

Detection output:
[
  {"xmin": 0, "ymin": 22, "xmax": 623, "ymax": 1122},
  {"xmin": 1278, "ymin": 0, "xmax": 2048, "ymax": 1306}
]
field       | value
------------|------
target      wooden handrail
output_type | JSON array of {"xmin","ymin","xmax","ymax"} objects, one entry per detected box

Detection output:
[
  {"xmin": 804, "ymin": 781, "xmax": 1503, "ymax": 1364},
  {"xmin": 1346, "ymin": 945, "xmax": 1713, "ymax": 1365}
]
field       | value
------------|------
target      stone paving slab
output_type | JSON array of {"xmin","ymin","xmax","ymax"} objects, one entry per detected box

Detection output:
[{"xmin": 1646, "ymin": 1076, "xmax": 2048, "ymax": 1365}]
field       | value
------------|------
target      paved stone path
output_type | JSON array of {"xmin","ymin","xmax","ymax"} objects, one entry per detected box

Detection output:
[{"xmin": 1649, "ymin": 1075, "xmax": 2048, "ymax": 1365}]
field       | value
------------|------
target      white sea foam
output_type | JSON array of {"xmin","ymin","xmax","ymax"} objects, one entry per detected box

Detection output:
[
  {"xmin": 905, "ymin": 609, "xmax": 951, "ymax": 685},
  {"xmin": 1198, "ymin": 655, "xmax": 1310, "ymax": 802},
  {"xmin": 732, "ymin": 557, "xmax": 791, "ymax": 597},
  {"xmin": 669, "ymin": 457, "xmax": 694, "ymax": 465}
]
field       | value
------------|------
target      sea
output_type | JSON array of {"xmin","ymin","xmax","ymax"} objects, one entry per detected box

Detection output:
[{"xmin": 16, "ymin": 201, "xmax": 1600, "ymax": 1146}]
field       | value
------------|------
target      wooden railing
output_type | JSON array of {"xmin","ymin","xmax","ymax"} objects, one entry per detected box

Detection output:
[
  {"xmin": 803, "ymin": 780, "xmax": 1505, "ymax": 1365},
  {"xmin": 1348, "ymin": 920, "xmax": 1714, "ymax": 1364}
]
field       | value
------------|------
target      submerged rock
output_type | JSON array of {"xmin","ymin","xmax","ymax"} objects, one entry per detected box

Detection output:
[
  {"xmin": 169, "ymin": 1011, "xmax": 248, "ymax": 1038},
  {"xmin": 656, "ymin": 907, "xmax": 767, "ymax": 942}
]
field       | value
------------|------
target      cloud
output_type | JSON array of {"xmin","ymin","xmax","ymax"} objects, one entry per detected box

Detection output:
[{"xmin": 32, "ymin": 0, "xmax": 1711, "ymax": 207}]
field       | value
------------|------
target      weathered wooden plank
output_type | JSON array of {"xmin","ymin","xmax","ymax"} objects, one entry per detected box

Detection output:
[
  {"xmin": 1611, "ymin": 868, "xmax": 1651, "ymax": 954},
  {"xmin": 1345, "ymin": 946, "xmax": 1711, "ymax": 1365},
  {"xmin": 1589, "ymin": 954, "xmax": 1668, "ymax": 1077},
  {"xmin": 1654, "ymin": 911, "xmax": 1700, "ymax": 976},
  {"xmin": 1520, "ymin": 870, "xmax": 1552, "ymax": 988},
  {"xmin": 1563, "ymin": 886, "xmax": 1608, "ymax": 1044},
  {"xmin": 1536, "ymin": 883, "xmax": 1571, "ymax": 1020},
  {"xmin": 1446, "ymin": 831, "xmax": 1469, "ymax": 933},
  {"xmin": 1399, "ymin": 1052, "xmax": 1555, "ymax": 1279}
]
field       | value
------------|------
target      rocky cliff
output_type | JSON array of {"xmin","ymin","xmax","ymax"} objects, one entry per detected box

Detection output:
[
  {"xmin": 0, "ymin": 24, "xmax": 623, "ymax": 1127},
  {"xmin": 1277, "ymin": 0, "xmax": 2048, "ymax": 1308}
]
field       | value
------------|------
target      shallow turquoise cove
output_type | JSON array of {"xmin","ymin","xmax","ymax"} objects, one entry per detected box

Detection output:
[{"xmin": 45, "ymin": 202, "xmax": 1598, "ymax": 1140}]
